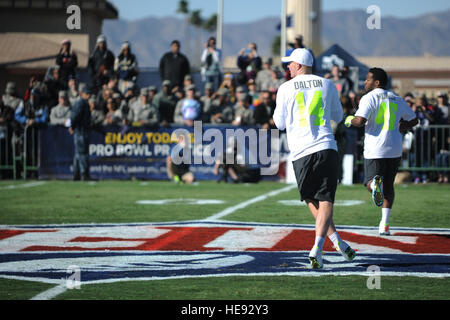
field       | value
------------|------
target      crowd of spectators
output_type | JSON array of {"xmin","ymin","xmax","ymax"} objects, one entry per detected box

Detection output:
[
  {"xmin": 1, "ymin": 35, "xmax": 284, "ymax": 132},
  {"xmin": 0, "ymin": 34, "xmax": 449, "ymax": 183}
]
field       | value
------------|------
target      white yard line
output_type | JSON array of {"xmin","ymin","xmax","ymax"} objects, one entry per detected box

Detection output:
[
  {"xmin": 204, "ymin": 184, "xmax": 296, "ymax": 221},
  {"xmin": 0, "ymin": 181, "xmax": 46, "ymax": 190},
  {"xmin": 30, "ymin": 283, "xmax": 68, "ymax": 300}
]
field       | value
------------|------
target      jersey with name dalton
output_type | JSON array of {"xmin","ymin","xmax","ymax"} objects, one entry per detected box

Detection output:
[
  {"xmin": 355, "ymin": 88, "xmax": 416, "ymax": 159},
  {"xmin": 273, "ymin": 74, "xmax": 343, "ymax": 161}
]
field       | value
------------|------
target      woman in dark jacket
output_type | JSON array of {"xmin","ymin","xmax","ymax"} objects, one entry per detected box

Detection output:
[
  {"xmin": 88, "ymin": 35, "xmax": 115, "ymax": 93},
  {"xmin": 56, "ymin": 39, "xmax": 78, "ymax": 84}
]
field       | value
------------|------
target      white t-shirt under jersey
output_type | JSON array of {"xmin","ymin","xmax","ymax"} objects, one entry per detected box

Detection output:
[
  {"xmin": 273, "ymin": 74, "xmax": 343, "ymax": 161},
  {"xmin": 355, "ymin": 88, "xmax": 416, "ymax": 159}
]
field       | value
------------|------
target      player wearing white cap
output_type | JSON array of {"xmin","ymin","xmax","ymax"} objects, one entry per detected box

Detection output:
[
  {"xmin": 345, "ymin": 68, "xmax": 418, "ymax": 235},
  {"xmin": 273, "ymin": 49, "xmax": 356, "ymax": 269}
]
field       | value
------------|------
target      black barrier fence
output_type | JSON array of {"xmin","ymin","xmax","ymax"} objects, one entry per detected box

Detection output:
[
  {"xmin": 401, "ymin": 125, "xmax": 450, "ymax": 172},
  {"xmin": 0, "ymin": 125, "xmax": 39, "ymax": 180},
  {"xmin": 0, "ymin": 124, "xmax": 449, "ymax": 181},
  {"xmin": 0, "ymin": 125, "xmax": 18, "ymax": 179}
]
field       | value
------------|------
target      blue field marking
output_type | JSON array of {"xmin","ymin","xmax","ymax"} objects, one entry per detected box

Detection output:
[{"xmin": 0, "ymin": 251, "xmax": 449, "ymax": 284}]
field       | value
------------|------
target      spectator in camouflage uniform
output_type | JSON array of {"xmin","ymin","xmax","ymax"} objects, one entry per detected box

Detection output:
[
  {"xmin": 232, "ymin": 93, "xmax": 254, "ymax": 126},
  {"xmin": 88, "ymin": 95, "xmax": 105, "ymax": 127},
  {"xmin": 128, "ymin": 88, "xmax": 160, "ymax": 127},
  {"xmin": 50, "ymin": 91, "xmax": 71, "ymax": 125},
  {"xmin": 209, "ymin": 88, "xmax": 234, "ymax": 124},
  {"xmin": 200, "ymin": 82, "xmax": 214, "ymax": 122},
  {"xmin": 154, "ymin": 80, "xmax": 178, "ymax": 126},
  {"xmin": 2, "ymin": 82, "xmax": 23, "ymax": 111}
]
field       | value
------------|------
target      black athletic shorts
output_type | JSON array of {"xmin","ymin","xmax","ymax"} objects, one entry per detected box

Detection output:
[
  {"xmin": 173, "ymin": 163, "xmax": 190, "ymax": 177},
  {"xmin": 363, "ymin": 157, "xmax": 401, "ymax": 186},
  {"xmin": 292, "ymin": 149, "xmax": 339, "ymax": 203}
]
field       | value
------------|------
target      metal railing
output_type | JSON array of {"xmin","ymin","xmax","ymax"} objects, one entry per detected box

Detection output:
[
  {"xmin": 0, "ymin": 125, "xmax": 39, "ymax": 180},
  {"xmin": 23, "ymin": 125, "xmax": 39, "ymax": 179},
  {"xmin": 0, "ymin": 126, "xmax": 19, "ymax": 179},
  {"xmin": 400, "ymin": 125, "xmax": 450, "ymax": 172}
]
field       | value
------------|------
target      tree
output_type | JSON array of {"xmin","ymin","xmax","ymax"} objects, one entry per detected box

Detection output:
[
  {"xmin": 175, "ymin": 1, "xmax": 219, "ymax": 68},
  {"xmin": 177, "ymin": 0, "xmax": 190, "ymax": 61},
  {"xmin": 189, "ymin": 9, "xmax": 203, "ymax": 27},
  {"xmin": 203, "ymin": 14, "xmax": 217, "ymax": 32},
  {"xmin": 272, "ymin": 35, "xmax": 281, "ymax": 57},
  {"xmin": 176, "ymin": 0, "xmax": 188, "ymax": 15}
]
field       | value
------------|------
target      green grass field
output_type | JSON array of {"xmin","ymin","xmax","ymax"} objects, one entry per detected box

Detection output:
[{"xmin": 0, "ymin": 180, "xmax": 449, "ymax": 300}]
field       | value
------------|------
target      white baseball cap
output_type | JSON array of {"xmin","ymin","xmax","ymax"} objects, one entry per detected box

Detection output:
[{"xmin": 281, "ymin": 48, "xmax": 313, "ymax": 67}]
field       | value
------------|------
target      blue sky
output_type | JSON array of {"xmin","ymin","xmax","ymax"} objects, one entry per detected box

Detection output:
[{"xmin": 109, "ymin": 0, "xmax": 450, "ymax": 22}]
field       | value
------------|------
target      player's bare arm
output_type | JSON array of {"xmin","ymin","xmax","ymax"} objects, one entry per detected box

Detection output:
[{"xmin": 399, "ymin": 118, "xmax": 419, "ymax": 132}]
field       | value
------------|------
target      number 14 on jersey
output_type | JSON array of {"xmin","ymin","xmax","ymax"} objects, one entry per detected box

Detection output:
[
  {"xmin": 296, "ymin": 91, "xmax": 325, "ymax": 127},
  {"xmin": 376, "ymin": 101, "xmax": 398, "ymax": 131}
]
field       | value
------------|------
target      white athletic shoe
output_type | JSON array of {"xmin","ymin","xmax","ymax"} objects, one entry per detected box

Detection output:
[
  {"xmin": 308, "ymin": 247, "xmax": 323, "ymax": 269},
  {"xmin": 379, "ymin": 221, "xmax": 390, "ymax": 236},
  {"xmin": 335, "ymin": 241, "xmax": 356, "ymax": 262}
]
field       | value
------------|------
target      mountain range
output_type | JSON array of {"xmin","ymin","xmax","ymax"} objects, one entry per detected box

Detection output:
[{"xmin": 102, "ymin": 9, "xmax": 450, "ymax": 67}]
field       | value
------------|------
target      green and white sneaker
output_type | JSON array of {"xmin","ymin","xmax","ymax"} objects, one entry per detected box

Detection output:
[
  {"xmin": 173, "ymin": 175, "xmax": 181, "ymax": 184},
  {"xmin": 371, "ymin": 175, "xmax": 384, "ymax": 207},
  {"xmin": 379, "ymin": 221, "xmax": 391, "ymax": 236},
  {"xmin": 335, "ymin": 242, "xmax": 356, "ymax": 262},
  {"xmin": 308, "ymin": 247, "xmax": 323, "ymax": 269}
]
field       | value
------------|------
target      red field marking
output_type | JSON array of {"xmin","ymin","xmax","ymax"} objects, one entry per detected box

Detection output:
[
  {"xmin": 4, "ymin": 226, "xmax": 450, "ymax": 254},
  {"xmin": 0, "ymin": 229, "xmax": 56, "ymax": 241},
  {"xmin": 150, "ymin": 227, "xmax": 252, "ymax": 251},
  {"xmin": 253, "ymin": 229, "xmax": 335, "ymax": 252},
  {"xmin": 20, "ymin": 226, "xmax": 250, "ymax": 252}
]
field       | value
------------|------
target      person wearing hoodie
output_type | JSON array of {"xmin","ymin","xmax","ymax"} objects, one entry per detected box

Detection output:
[
  {"xmin": 56, "ymin": 39, "xmax": 78, "ymax": 84},
  {"xmin": 44, "ymin": 66, "xmax": 66, "ymax": 110},
  {"xmin": 88, "ymin": 34, "xmax": 115, "ymax": 92},
  {"xmin": 114, "ymin": 41, "xmax": 138, "ymax": 81}
]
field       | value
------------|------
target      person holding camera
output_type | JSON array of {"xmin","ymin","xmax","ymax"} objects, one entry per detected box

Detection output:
[{"xmin": 200, "ymin": 37, "xmax": 222, "ymax": 92}]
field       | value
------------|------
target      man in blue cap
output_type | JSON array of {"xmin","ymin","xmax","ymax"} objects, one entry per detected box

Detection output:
[{"xmin": 69, "ymin": 85, "xmax": 92, "ymax": 181}]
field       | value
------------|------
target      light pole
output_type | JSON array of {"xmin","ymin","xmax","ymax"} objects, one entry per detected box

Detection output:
[
  {"xmin": 217, "ymin": 0, "xmax": 223, "ymax": 50},
  {"xmin": 281, "ymin": 0, "xmax": 287, "ymax": 58}
]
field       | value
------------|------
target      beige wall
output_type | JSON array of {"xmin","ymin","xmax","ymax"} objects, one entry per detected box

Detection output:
[{"xmin": 0, "ymin": 9, "xmax": 102, "ymax": 53}]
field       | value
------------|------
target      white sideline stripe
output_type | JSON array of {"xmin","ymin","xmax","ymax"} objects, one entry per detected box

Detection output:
[
  {"xmin": 204, "ymin": 184, "xmax": 296, "ymax": 221},
  {"xmin": 3, "ymin": 221, "xmax": 450, "ymax": 233},
  {"xmin": 30, "ymin": 283, "xmax": 67, "ymax": 300},
  {"xmin": 0, "ymin": 181, "xmax": 46, "ymax": 190}
]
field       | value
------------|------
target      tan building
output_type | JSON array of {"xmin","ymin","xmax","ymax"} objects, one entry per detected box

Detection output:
[
  {"xmin": 357, "ymin": 55, "xmax": 450, "ymax": 99},
  {"xmin": 286, "ymin": 0, "xmax": 321, "ymax": 53},
  {"xmin": 0, "ymin": 0, "xmax": 118, "ymax": 95}
]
